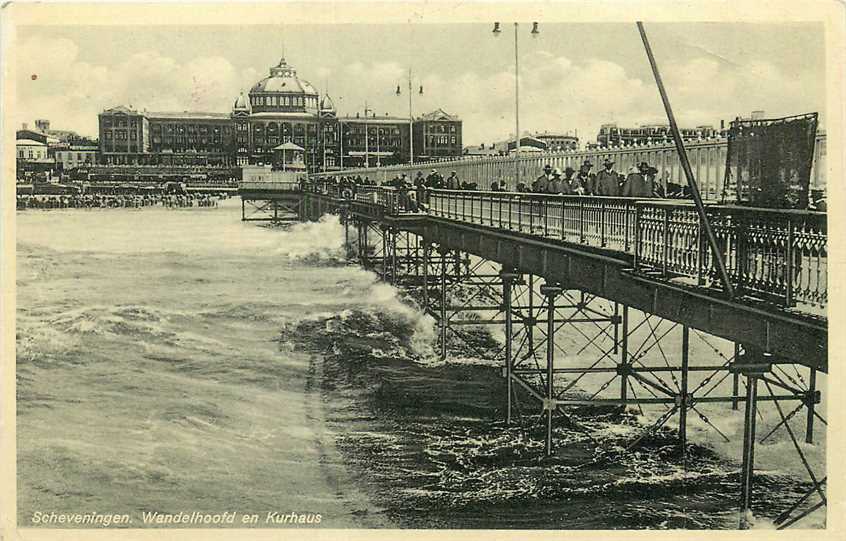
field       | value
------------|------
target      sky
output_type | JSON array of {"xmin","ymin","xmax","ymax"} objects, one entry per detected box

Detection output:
[{"xmin": 13, "ymin": 22, "xmax": 826, "ymax": 145}]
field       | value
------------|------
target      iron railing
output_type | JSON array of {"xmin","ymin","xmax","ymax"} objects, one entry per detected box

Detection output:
[
  {"xmin": 238, "ymin": 181, "xmax": 302, "ymax": 192},
  {"xmin": 306, "ymin": 182, "xmax": 827, "ymax": 310}
]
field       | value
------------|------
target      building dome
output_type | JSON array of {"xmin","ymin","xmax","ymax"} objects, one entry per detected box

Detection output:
[
  {"xmin": 247, "ymin": 56, "xmax": 320, "ymax": 116},
  {"xmin": 250, "ymin": 57, "xmax": 318, "ymax": 96}
]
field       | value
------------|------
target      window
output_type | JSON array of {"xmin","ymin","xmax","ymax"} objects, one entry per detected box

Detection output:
[{"xmin": 77, "ymin": 153, "xmax": 83, "ymax": 160}]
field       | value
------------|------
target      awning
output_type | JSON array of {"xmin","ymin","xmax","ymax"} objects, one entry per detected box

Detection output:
[
  {"xmin": 347, "ymin": 151, "xmax": 394, "ymax": 157},
  {"xmin": 274, "ymin": 142, "xmax": 305, "ymax": 151}
]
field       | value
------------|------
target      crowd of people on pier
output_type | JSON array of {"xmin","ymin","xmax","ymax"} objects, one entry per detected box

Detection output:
[
  {"xmin": 312, "ymin": 158, "xmax": 688, "ymax": 202},
  {"xmin": 513, "ymin": 160, "xmax": 684, "ymax": 198},
  {"xmin": 16, "ymin": 192, "xmax": 230, "ymax": 210}
]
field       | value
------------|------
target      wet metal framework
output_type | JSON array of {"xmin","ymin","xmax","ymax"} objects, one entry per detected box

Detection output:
[{"xmin": 268, "ymin": 180, "xmax": 826, "ymax": 528}]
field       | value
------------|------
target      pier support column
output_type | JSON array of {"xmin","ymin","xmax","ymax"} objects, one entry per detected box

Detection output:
[
  {"xmin": 679, "ymin": 325, "xmax": 690, "ymax": 452},
  {"xmin": 422, "ymin": 242, "xmax": 431, "ymax": 313},
  {"xmin": 390, "ymin": 229, "xmax": 398, "ymax": 285},
  {"xmin": 342, "ymin": 206, "xmax": 351, "ymax": 260},
  {"xmin": 732, "ymin": 343, "xmax": 740, "ymax": 410},
  {"xmin": 527, "ymin": 275, "xmax": 536, "ymax": 356},
  {"xmin": 439, "ymin": 247, "xmax": 449, "ymax": 361},
  {"xmin": 361, "ymin": 221, "xmax": 369, "ymax": 268},
  {"xmin": 734, "ymin": 345, "xmax": 771, "ymax": 529},
  {"xmin": 501, "ymin": 268, "xmax": 520, "ymax": 425},
  {"xmin": 381, "ymin": 225, "xmax": 389, "ymax": 281},
  {"xmin": 619, "ymin": 305, "xmax": 630, "ymax": 402},
  {"xmin": 540, "ymin": 282, "xmax": 563, "ymax": 456},
  {"xmin": 806, "ymin": 368, "xmax": 817, "ymax": 444}
]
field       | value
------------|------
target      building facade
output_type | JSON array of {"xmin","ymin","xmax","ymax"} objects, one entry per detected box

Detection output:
[
  {"xmin": 54, "ymin": 146, "xmax": 99, "ymax": 170},
  {"xmin": 95, "ymin": 56, "xmax": 462, "ymax": 171},
  {"xmin": 413, "ymin": 109, "xmax": 462, "ymax": 161},
  {"xmin": 596, "ymin": 122, "xmax": 718, "ymax": 147},
  {"xmin": 16, "ymin": 139, "xmax": 48, "ymax": 161},
  {"xmin": 533, "ymin": 131, "xmax": 579, "ymax": 151}
]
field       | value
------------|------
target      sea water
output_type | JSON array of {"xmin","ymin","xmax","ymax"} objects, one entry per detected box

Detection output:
[{"xmin": 16, "ymin": 199, "xmax": 825, "ymax": 529}]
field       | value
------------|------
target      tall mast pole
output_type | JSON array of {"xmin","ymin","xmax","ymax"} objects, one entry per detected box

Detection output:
[
  {"xmin": 636, "ymin": 21, "xmax": 734, "ymax": 298},
  {"xmin": 364, "ymin": 100, "xmax": 369, "ymax": 169},
  {"xmin": 514, "ymin": 22, "xmax": 520, "ymax": 187},
  {"xmin": 409, "ymin": 68, "xmax": 414, "ymax": 165}
]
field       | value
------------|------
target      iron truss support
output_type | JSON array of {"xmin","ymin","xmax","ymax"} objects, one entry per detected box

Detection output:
[
  {"xmin": 334, "ymin": 218, "xmax": 826, "ymax": 529},
  {"xmin": 240, "ymin": 197, "xmax": 302, "ymax": 222}
]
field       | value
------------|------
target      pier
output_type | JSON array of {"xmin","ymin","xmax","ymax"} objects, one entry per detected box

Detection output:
[{"xmin": 240, "ymin": 174, "xmax": 827, "ymax": 528}]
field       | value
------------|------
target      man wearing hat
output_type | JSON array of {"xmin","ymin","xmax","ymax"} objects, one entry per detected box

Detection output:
[
  {"xmin": 548, "ymin": 168, "xmax": 564, "ymax": 194},
  {"xmin": 562, "ymin": 166, "xmax": 580, "ymax": 195},
  {"xmin": 623, "ymin": 162, "xmax": 657, "ymax": 197},
  {"xmin": 595, "ymin": 159, "xmax": 621, "ymax": 196},
  {"xmin": 532, "ymin": 164, "xmax": 553, "ymax": 193},
  {"xmin": 446, "ymin": 171, "xmax": 460, "ymax": 190},
  {"xmin": 579, "ymin": 160, "xmax": 596, "ymax": 194},
  {"xmin": 414, "ymin": 171, "xmax": 427, "ymax": 204},
  {"xmin": 426, "ymin": 169, "xmax": 443, "ymax": 190}
]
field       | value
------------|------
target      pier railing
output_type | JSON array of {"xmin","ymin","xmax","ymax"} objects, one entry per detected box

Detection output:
[
  {"xmin": 301, "ymin": 181, "xmax": 827, "ymax": 310},
  {"xmin": 239, "ymin": 181, "xmax": 301, "ymax": 192},
  {"xmin": 425, "ymin": 190, "xmax": 826, "ymax": 309}
]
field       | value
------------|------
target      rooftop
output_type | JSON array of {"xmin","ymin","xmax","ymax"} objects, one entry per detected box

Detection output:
[{"xmin": 146, "ymin": 111, "xmax": 231, "ymax": 121}]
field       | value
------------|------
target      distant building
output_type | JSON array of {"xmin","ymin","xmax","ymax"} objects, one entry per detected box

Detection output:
[
  {"xmin": 54, "ymin": 145, "xmax": 99, "ymax": 171},
  {"xmin": 96, "ymin": 55, "xmax": 461, "ymax": 171},
  {"xmin": 532, "ymin": 131, "xmax": 579, "ymax": 151},
  {"xmin": 412, "ymin": 109, "xmax": 462, "ymax": 162},
  {"xmin": 596, "ymin": 122, "xmax": 718, "ymax": 147},
  {"xmin": 16, "ymin": 139, "xmax": 48, "ymax": 161},
  {"xmin": 463, "ymin": 135, "xmax": 566, "ymax": 157},
  {"xmin": 462, "ymin": 142, "xmax": 501, "ymax": 157}
]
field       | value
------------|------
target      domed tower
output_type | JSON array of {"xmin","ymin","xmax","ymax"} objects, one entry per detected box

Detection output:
[
  {"xmin": 318, "ymin": 94, "xmax": 339, "ymax": 171},
  {"xmin": 231, "ymin": 91, "xmax": 251, "ymax": 165},
  {"xmin": 319, "ymin": 94, "xmax": 336, "ymax": 119},
  {"xmin": 246, "ymin": 56, "xmax": 321, "ymax": 167}
]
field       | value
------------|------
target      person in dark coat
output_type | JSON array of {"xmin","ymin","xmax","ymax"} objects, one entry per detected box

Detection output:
[
  {"xmin": 594, "ymin": 159, "xmax": 621, "ymax": 196},
  {"xmin": 532, "ymin": 164, "xmax": 553, "ymax": 193},
  {"xmin": 622, "ymin": 164, "xmax": 651, "ymax": 197},
  {"xmin": 562, "ymin": 166, "xmax": 579, "ymax": 195},
  {"xmin": 426, "ymin": 169, "xmax": 443, "ymax": 189}
]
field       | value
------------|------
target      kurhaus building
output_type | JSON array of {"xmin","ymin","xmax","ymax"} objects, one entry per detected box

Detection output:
[{"xmin": 98, "ymin": 56, "xmax": 462, "ymax": 170}]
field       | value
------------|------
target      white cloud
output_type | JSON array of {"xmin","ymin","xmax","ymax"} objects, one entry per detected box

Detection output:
[
  {"xmin": 14, "ymin": 36, "xmax": 249, "ymax": 137},
  {"xmin": 14, "ymin": 33, "xmax": 824, "ymax": 146}
]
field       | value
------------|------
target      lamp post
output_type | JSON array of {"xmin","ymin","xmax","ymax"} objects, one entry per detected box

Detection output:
[
  {"xmin": 396, "ymin": 69, "xmax": 424, "ymax": 165},
  {"xmin": 493, "ymin": 21, "xmax": 539, "ymax": 188},
  {"xmin": 364, "ymin": 101, "xmax": 370, "ymax": 169}
]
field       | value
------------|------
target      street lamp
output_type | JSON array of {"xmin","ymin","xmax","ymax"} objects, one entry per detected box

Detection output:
[
  {"xmin": 396, "ymin": 69, "xmax": 424, "ymax": 165},
  {"xmin": 493, "ymin": 21, "xmax": 539, "ymax": 188}
]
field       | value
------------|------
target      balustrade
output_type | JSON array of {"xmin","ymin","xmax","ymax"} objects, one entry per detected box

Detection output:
[{"xmin": 308, "ymin": 180, "xmax": 827, "ymax": 311}]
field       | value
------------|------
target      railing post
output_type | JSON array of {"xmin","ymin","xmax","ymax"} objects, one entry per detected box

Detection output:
[
  {"xmin": 529, "ymin": 197, "xmax": 534, "ymax": 233},
  {"xmin": 600, "ymin": 199, "xmax": 607, "ymax": 247},
  {"xmin": 662, "ymin": 207, "xmax": 670, "ymax": 277},
  {"xmin": 544, "ymin": 198, "xmax": 549, "ymax": 237},
  {"xmin": 634, "ymin": 204, "xmax": 642, "ymax": 271},
  {"xmin": 785, "ymin": 217, "xmax": 795, "ymax": 307},
  {"xmin": 579, "ymin": 198, "xmax": 585, "ymax": 243},
  {"xmin": 624, "ymin": 201, "xmax": 631, "ymax": 252},
  {"xmin": 697, "ymin": 215, "xmax": 706, "ymax": 286}
]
